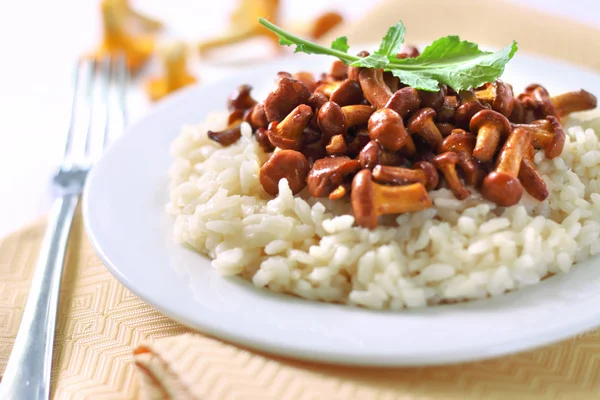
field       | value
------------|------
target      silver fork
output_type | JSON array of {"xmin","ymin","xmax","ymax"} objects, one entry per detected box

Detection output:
[{"xmin": 0, "ymin": 56, "xmax": 127, "ymax": 400}]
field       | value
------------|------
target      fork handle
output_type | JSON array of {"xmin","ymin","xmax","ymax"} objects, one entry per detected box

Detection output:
[{"xmin": 0, "ymin": 194, "xmax": 79, "ymax": 400}]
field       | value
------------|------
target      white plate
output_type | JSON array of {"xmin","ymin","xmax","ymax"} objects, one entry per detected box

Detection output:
[{"xmin": 83, "ymin": 51, "xmax": 600, "ymax": 366}]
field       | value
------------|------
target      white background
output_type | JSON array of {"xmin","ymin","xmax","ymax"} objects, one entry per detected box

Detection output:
[{"xmin": 0, "ymin": 0, "xmax": 598, "ymax": 238}]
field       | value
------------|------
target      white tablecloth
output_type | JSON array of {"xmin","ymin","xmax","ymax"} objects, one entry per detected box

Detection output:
[{"xmin": 0, "ymin": 0, "xmax": 598, "ymax": 238}]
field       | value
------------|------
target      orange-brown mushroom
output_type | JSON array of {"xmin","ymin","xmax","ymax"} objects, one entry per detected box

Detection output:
[
  {"xmin": 328, "ymin": 60, "xmax": 348, "ymax": 81},
  {"xmin": 455, "ymin": 89, "xmax": 489, "ymax": 128},
  {"xmin": 228, "ymin": 84, "xmax": 257, "ymax": 111},
  {"xmin": 315, "ymin": 79, "xmax": 364, "ymax": 106},
  {"xmin": 437, "ymin": 96, "xmax": 459, "ymax": 122},
  {"xmin": 358, "ymin": 68, "xmax": 393, "ymax": 109},
  {"xmin": 433, "ymin": 152, "xmax": 471, "ymax": 200},
  {"xmin": 372, "ymin": 162, "xmax": 439, "ymax": 190},
  {"xmin": 326, "ymin": 134, "xmax": 348, "ymax": 156},
  {"xmin": 368, "ymin": 108, "xmax": 416, "ymax": 154},
  {"xmin": 519, "ymin": 84, "xmax": 559, "ymax": 119},
  {"xmin": 307, "ymin": 156, "xmax": 361, "ymax": 197},
  {"xmin": 292, "ymin": 71, "xmax": 317, "ymax": 93},
  {"xmin": 551, "ymin": 89, "xmax": 597, "ymax": 118},
  {"xmin": 436, "ymin": 122, "xmax": 456, "ymax": 137},
  {"xmin": 407, "ymin": 108, "xmax": 444, "ymax": 151},
  {"xmin": 512, "ymin": 116, "xmax": 565, "ymax": 159},
  {"xmin": 418, "ymin": 84, "xmax": 447, "ymax": 111},
  {"xmin": 469, "ymin": 109, "xmax": 512, "ymax": 162},
  {"xmin": 440, "ymin": 129, "xmax": 484, "ymax": 187},
  {"xmin": 519, "ymin": 144, "xmax": 549, "ymax": 201},
  {"xmin": 317, "ymin": 102, "xmax": 374, "ymax": 141},
  {"xmin": 347, "ymin": 50, "xmax": 370, "ymax": 81},
  {"xmin": 358, "ymin": 140, "xmax": 404, "ymax": 170},
  {"xmin": 384, "ymin": 87, "xmax": 422, "ymax": 118},
  {"xmin": 264, "ymin": 76, "xmax": 311, "ymax": 122},
  {"xmin": 396, "ymin": 45, "xmax": 420, "ymax": 59},
  {"xmin": 351, "ymin": 170, "xmax": 432, "ymax": 229},
  {"xmin": 267, "ymin": 104, "xmax": 313, "ymax": 150},
  {"xmin": 480, "ymin": 127, "xmax": 531, "ymax": 206},
  {"xmin": 260, "ymin": 150, "xmax": 310, "ymax": 196},
  {"xmin": 474, "ymin": 80, "xmax": 515, "ymax": 117},
  {"xmin": 255, "ymin": 127, "xmax": 275, "ymax": 152}
]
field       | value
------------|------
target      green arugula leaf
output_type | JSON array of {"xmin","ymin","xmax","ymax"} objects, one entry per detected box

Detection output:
[
  {"xmin": 331, "ymin": 36, "xmax": 349, "ymax": 53},
  {"xmin": 258, "ymin": 18, "xmax": 518, "ymax": 92},
  {"xmin": 391, "ymin": 37, "xmax": 518, "ymax": 91},
  {"xmin": 351, "ymin": 53, "xmax": 389, "ymax": 69},
  {"xmin": 374, "ymin": 21, "xmax": 406, "ymax": 57}
]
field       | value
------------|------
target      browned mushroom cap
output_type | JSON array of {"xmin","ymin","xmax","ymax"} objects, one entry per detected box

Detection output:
[
  {"xmin": 358, "ymin": 68, "xmax": 393, "ymax": 109},
  {"xmin": 474, "ymin": 80, "xmax": 515, "ymax": 117},
  {"xmin": 248, "ymin": 102, "xmax": 269, "ymax": 129},
  {"xmin": 481, "ymin": 127, "xmax": 531, "ymax": 206},
  {"xmin": 455, "ymin": 90, "xmax": 489, "ymax": 128},
  {"xmin": 368, "ymin": 108, "xmax": 415, "ymax": 153},
  {"xmin": 384, "ymin": 87, "xmax": 421, "ymax": 118},
  {"xmin": 407, "ymin": 108, "xmax": 444, "ymax": 151},
  {"xmin": 358, "ymin": 140, "xmax": 404, "ymax": 170},
  {"xmin": 316, "ymin": 79, "xmax": 364, "ymax": 106},
  {"xmin": 228, "ymin": 109, "xmax": 245, "ymax": 126},
  {"xmin": 228, "ymin": 84, "xmax": 257, "ymax": 111},
  {"xmin": 469, "ymin": 109, "xmax": 512, "ymax": 162},
  {"xmin": 433, "ymin": 152, "xmax": 471, "ymax": 200},
  {"xmin": 519, "ymin": 144, "xmax": 549, "ymax": 201},
  {"xmin": 264, "ymin": 77, "xmax": 311, "ymax": 122},
  {"xmin": 347, "ymin": 128, "xmax": 372, "ymax": 158},
  {"xmin": 307, "ymin": 156, "xmax": 361, "ymax": 197},
  {"xmin": 255, "ymin": 127, "xmax": 275, "ymax": 152},
  {"xmin": 208, "ymin": 124, "xmax": 242, "ymax": 146},
  {"xmin": 436, "ymin": 122, "xmax": 456, "ymax": 137},
  {"xmin": 396, "ymin": 45, "xmax": 420, "ymax": 59},
  {"xmin": 347, "ymin": 50, "xmax": 370, "ymax": 81},
  {"xmin": 276, "ymin": 71, "xmax": 292, "ymax": 82},
  {"xmin": 329, "ymin": 60, "xmax": 348, "ymax": 81},
  {"xmin": 317, "ymin": 102, "xmax": 375, "ymax": 141},
  {"xmin": 259, "ymin": 150, "xmax": 310, "ymax": 196},
  {"xmin": 440, "ymin": 129, "xmax": 483, "ymax": 187},
  {"xmin": 326, "ymin": 134, "xmax": 348, "ymax": 156},
  {"xmin": 508, "ymin": 97, "xmax": 536, "ymax": 124},
  {"xmin": 308, "ymin": 92, "xmax": 329, "ymax": 110},
  {"xmin": 512, "ymin": 116, "xmax": 565, "ymax": 159},
  {"xmin": 372, "ymin": 162, "xmax": 438, "ymax": 190},
  {"xmin": 551, "ymin": 89, "xmax": 597, "ymax": 118},
  {"xmin": 292, "ymin": 71, "xmax": 317, "ymax": 93},
  {"xmin": 418, "ymin": 84, "xmax": 447, "ymax": 111},
  {"xmin": 383, "ymin": 71, "xmax": 400, "ymax": 92},
  {"xmin": 351, "ymin": 169, "xmax": 432, "ymax": 229},
  {"xmin": 267, "ymin": 104, "xmax": 313, "ymax": 150},
  {"xmin": 519, "ymin": 84, "xmax": 559, "ymax": 119},
  {"xmin": 437, "ymin": 96, "xmax": 459, "ymax": 122}
]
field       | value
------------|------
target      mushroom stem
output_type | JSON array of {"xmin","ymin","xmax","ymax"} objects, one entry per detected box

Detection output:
[
  {"xmin": 512, "ymin": 116, "xmax": 565, "ymax": 159},
  {"xmin": 358, "ymin": 68, "xmax": 393, "ymax": 109},
  {"xmin": 267, "ymin": 104, "xmax": 313, "ymax": 150},
  {"xmin": 519, "ymin": 145, "xmax": 549, "ymax": 201},
  {"xmin": 407, "ymin": 108, "xmax": 443, "ymax": 151},
  {"xmin": 342, "ymin": 105, "xmax": 374, "ymax": 126},
  {"xmin": 373, "ymin": 162, "xmax": 438, "ymax": 190},
  {"xmin": 433, "ymin": 152, "xmax": 471, "ymax": 200},
  {"xmin": 481, "ymin": 127, "xmax": 531, "ymax": 206},
  {"xmin": 551, "ymin": 90, "xmax": 597, "ymax": 117},
  {"xmin": 440, "ymin": 129, "xmax": 483, "ymax": 187},
  {"xmin": 352, "ymin": 170, "xmax": 432, "ymax": 229}
]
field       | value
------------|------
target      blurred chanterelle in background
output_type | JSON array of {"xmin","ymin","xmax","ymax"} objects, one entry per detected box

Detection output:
[
  {"xmin": 146, "ymin": 42, "xmax": 197, "ymax": 102},
  {"xmin": 93, "ymin": 0, "xmax": 163, "ymax": 72},
  {"xmin": 197, "ymin": 0, "xmax": 344, "ymax": 56}
]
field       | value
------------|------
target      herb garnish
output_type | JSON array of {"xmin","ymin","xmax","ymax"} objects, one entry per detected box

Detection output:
[{"xmin": 258, "ymin": 18, "xmax": 518, "ymax": 92}]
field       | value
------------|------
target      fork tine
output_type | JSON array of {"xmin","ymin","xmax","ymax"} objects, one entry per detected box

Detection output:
[
  {"xmin": 114, "ymin": 53, "xmax": 128, "ymax": 138},
  {"xmin": 62, "ymin": 59, "xmax": 94, "ymax": 170},
  {"xmin": 94, "ymin": 56, "xmax": 112, "ymax": 158}
]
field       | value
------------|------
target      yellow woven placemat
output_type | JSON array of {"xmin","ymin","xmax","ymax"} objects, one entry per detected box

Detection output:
[{"xmin": 1, "ymin": 212, "xmax": 600, "ymax": 399}]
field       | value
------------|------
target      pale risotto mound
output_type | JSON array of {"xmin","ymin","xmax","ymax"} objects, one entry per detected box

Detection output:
[{"xmin": 167, "ymin": 113, "xmax": 600, "ymax": 309}]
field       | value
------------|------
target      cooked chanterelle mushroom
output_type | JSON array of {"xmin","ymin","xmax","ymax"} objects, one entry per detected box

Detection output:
[
  {"xmin": 206, "ymin": 56, "xmax": 598, "ymax": 228},
  {"xmin": 94, "ymin": 0, "xmax": 162, "ymax": 72}
]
